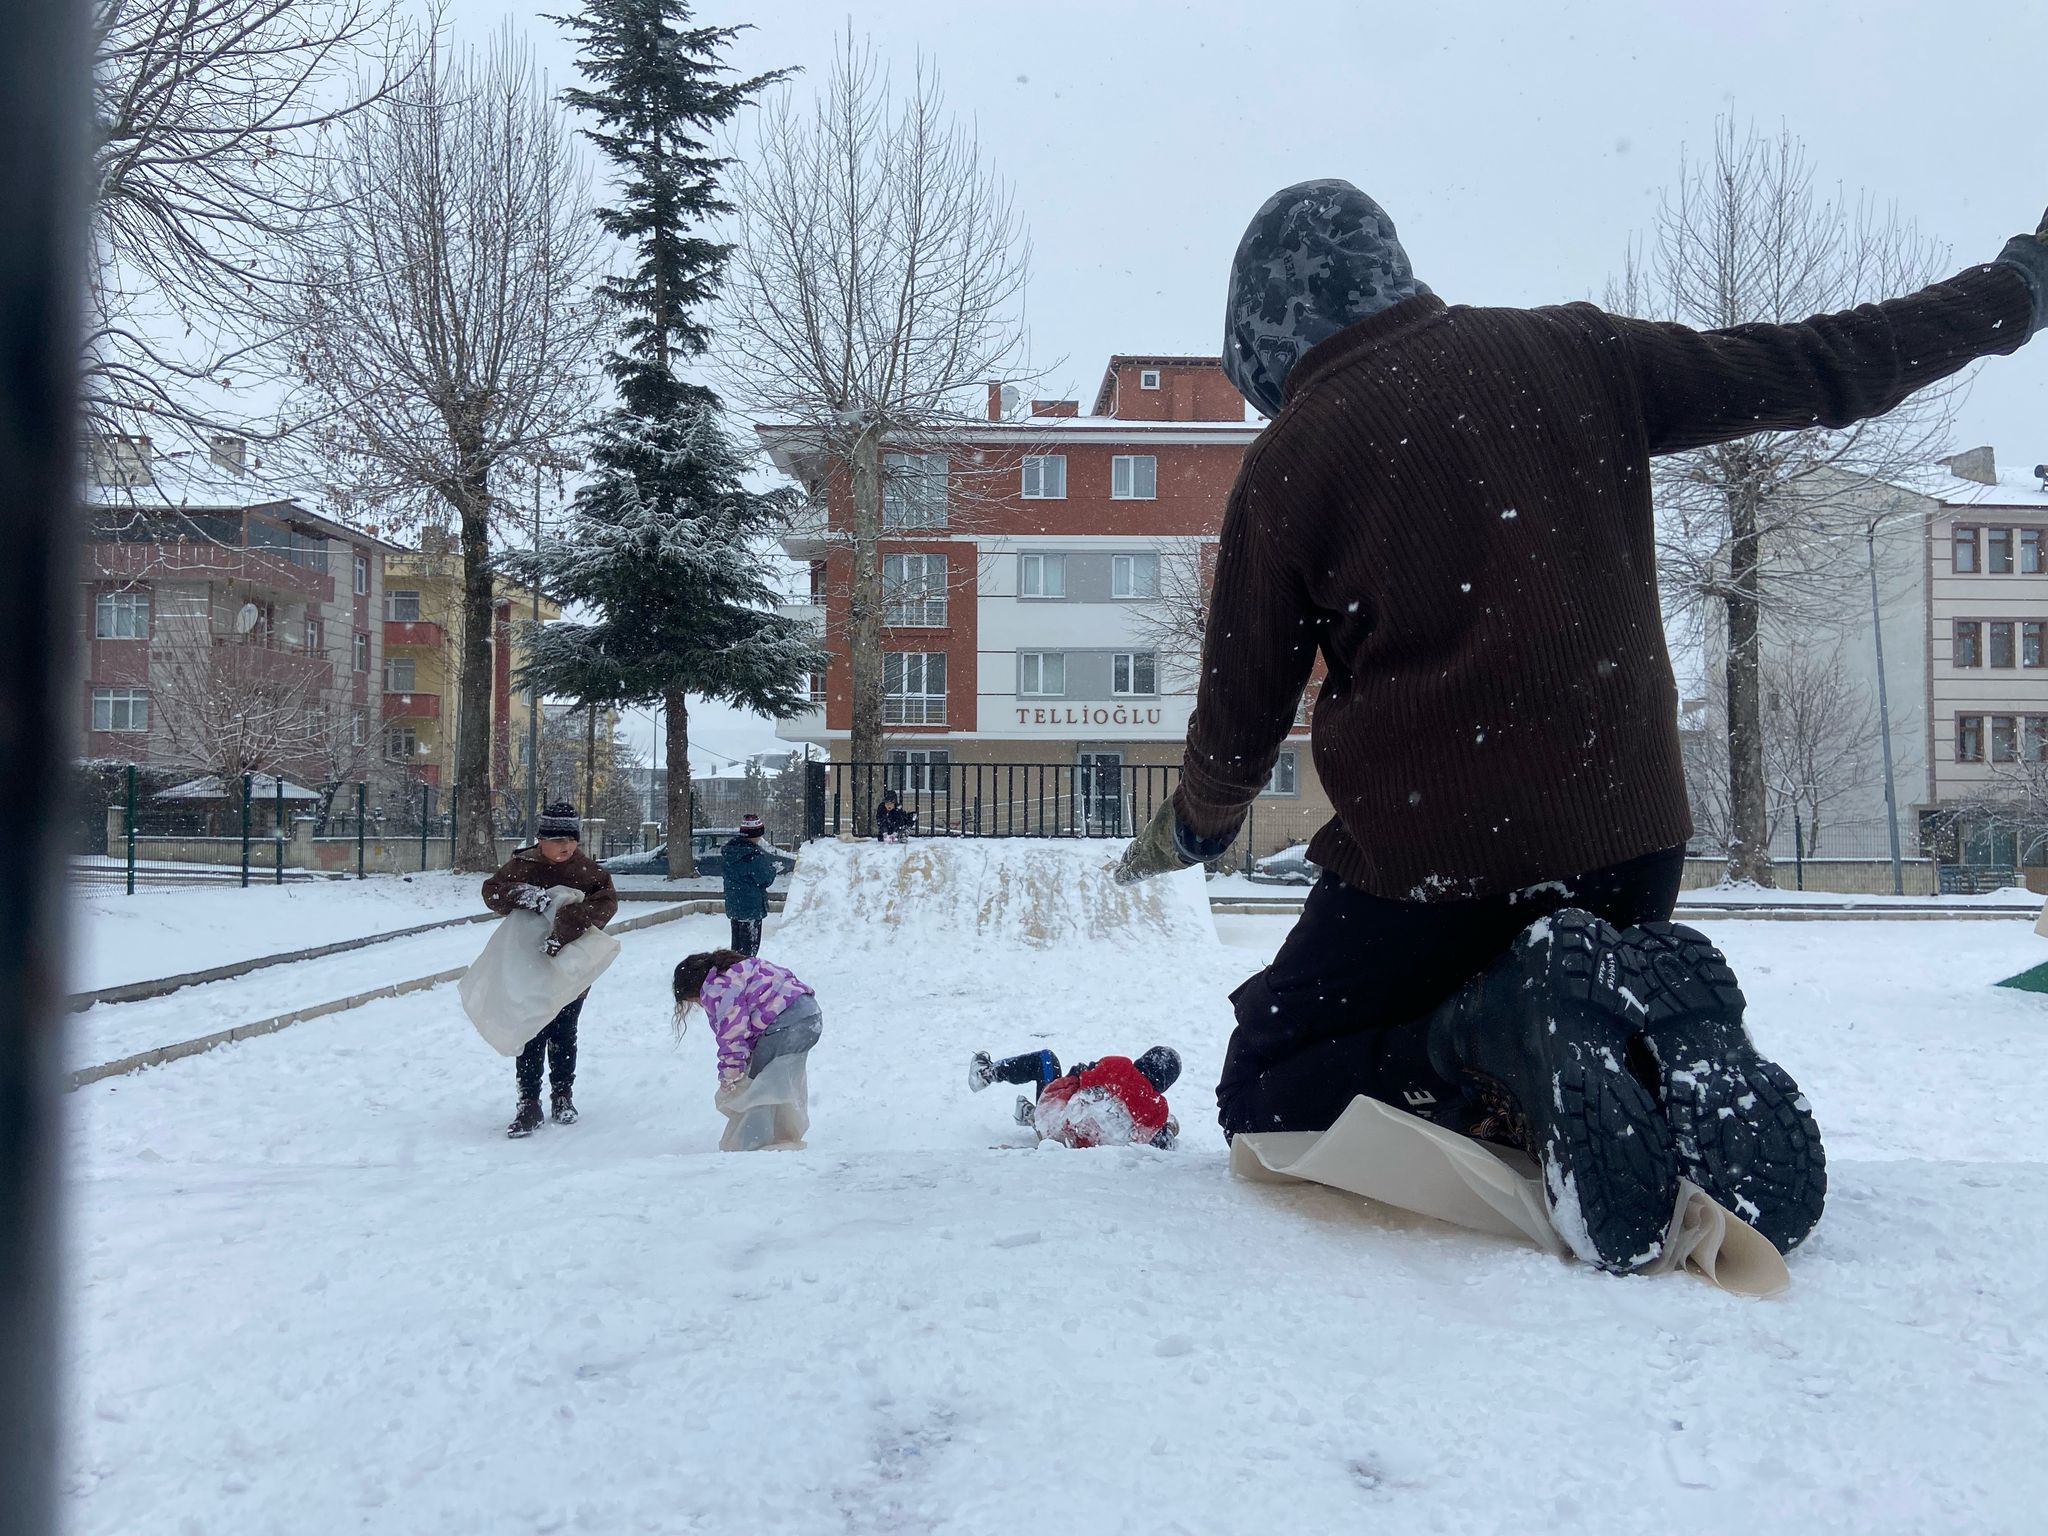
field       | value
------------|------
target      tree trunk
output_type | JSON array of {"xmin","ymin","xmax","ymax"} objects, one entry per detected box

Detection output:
[
  {"xmin": 584, "ymin": 702, "xmax": 597, "ymax": 819},
  {"xmin": 664, "ymin": 685, "xmax": 695, "ymax": 878},
  {"xmin": 1723, "ymin": 494, "xmax": 1774, "ymax": 887},
  {"xmin": 847, "ymin": 425, "xmax": 884, "ymax": 832},
  {"xmin": 453, "ymin": 468, "xmax": 499, "ymax": 872}
]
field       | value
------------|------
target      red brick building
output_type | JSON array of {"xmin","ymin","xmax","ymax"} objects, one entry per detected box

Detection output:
[{"xmin": 758, "ymin": 357, "xmax": 1333, "ymax": 853}]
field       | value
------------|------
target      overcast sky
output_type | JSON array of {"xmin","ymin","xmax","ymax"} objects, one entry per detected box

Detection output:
[{"xmin": 448, "ymin": 0, "xmax": 2048, "ymax": 771}]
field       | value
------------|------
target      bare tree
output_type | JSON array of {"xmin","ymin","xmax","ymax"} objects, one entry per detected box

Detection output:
[
  {"xmin": 725, "ymin": 34, "xmax": 1034, "ymax": 790},
  {"xmin": 292, "ymin": 30, "xmax": 602, "ymax": 870},
  {"xmin": 1613, "ymin": 119, "xmax": 1962, "ymax": 885},
  {"xmin": 1682, "ymin": 645, "xmax": 1883, "ymax": 862},
  {"xmin": 150, "ymin": 626, "xmax": 329, "ymax": 790},
  {"xmin": 89, "ymin": 0, "xmax": 407, "ymax": 467}
]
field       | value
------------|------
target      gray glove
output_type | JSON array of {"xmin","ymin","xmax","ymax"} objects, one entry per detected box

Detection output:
[
  {"xmin": 1113, "ymin": 799, "xmax": 1233, "ymax": 885},
  {"xmin": 1995, "ymin": 208, "xmax": 2048, "ymax": 334},
  {"xmin": 508, "ymin": 882, "xmax": 551, "ymax": 915}
]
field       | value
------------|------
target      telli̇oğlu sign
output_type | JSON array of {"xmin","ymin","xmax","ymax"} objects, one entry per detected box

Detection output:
[{"xmin": 1011, "ymin": 704, "xmax": 1168, "ymax": 730}]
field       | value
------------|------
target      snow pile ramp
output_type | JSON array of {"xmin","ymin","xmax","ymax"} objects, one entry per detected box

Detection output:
[{"xmin": 778, "ymin": 838, "xmax": 1216, "ymax": 952}]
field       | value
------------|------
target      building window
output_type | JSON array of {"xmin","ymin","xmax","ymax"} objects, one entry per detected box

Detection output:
[
  {"xmin": 353, "ymin": 553, "xmax": 369, "ymax": 596},
  {"xmin": 883, "ymin": 553, "xmax": 947, "ymax": 627},
  {"xmin": 1112, "ymin": 651, "xmax": 1157, "ymax": 696},
  {"xmin": 1957, "ymin": 714, "xmax": 1984, "ymax": 762},
  {"xmin": 352, "ymin": 713, "xmax": 365, "ymax": 748},
  {"xmin": 1019, "ymin": 552, "xmax": 1066, "ymax": 599},
  {"xmin": 1954, "ymin": 620, "xmax": 1982, "ymax": 668},
  {"xmin": 2026, "ymin": 622, "xmax": 2045, "ymax": 668},
  {"xmin": 1111, "ymin": 455, "xmax": 1157, "ymax": 500},
  {"xmin": 385, "ymin": 656, "xmax": 417, "ymax": 692},
  {"xmin": 883, "ymin": 652, "xmax": 947, "ymax": 725},
  {"xmin": 802, "ymin": 667, "xmax": 827, "ymax": 704},
  {"xmin": 91, "ymin": 687, "xmax": 149, "ymax": 733},
  {"xmin": 304, "ymin": 616, "xmax": 324, "ymax": 653},
  {"xmin": 2023, "ymin": 528, "xmax": 2044, "ymax": 575},
  {"xmin": 1018, "ymin": 652, "xmax": 1066, "ymax": 696},
  {"xmin": 1992, "ymin": 715, "xmax": 2020, "ymax": 763},
  {"xmin": 1988, "ymin": 527, "xmax": 2014, "ymax": 575},
  {"xmin": 882, "ymin": 452, "xmax": 949, "ymax": 529},
  {"xmin": 1991, "ymin": 621, "xmax": 2017, "ymax": 669},
  {"xmin": 386, "ymin": 589, "xmax": 421, "ymax": 622},
  {"xmin": 1021, "ymin": 455, "xmax": 1066, "ymax": 500},
  {"xmin": 1265, "ymin": 748, "xmax": 1300, "ymax": 796},
  {"xmin": 1111, "ymin": 552, "xmax": 1159, "ymax": 599},
  {"xmin": 353, "ymin": 632, "xmax": 370, "ymax": 672},
  {"xmin": 2027, "ymin": 716, "xmax": 2048, "ymax": 763},
  {"xmin": 94, "ymin": 590, "xmax": 150, "ymax": 639},
  {"xmin": 886, "ymin": 748, "xmax": 950, "ymax": 794},
  {"xmin": 385, "ymin": 723, "xmax": 418, "ymax": 762},
  {"xmin": 1954, "ymin": 527, "xmax": 1978, "ymax": 573},
  {"xmin": 1139, "ymin": 369, "xmax": 1161, "ymax": 390}
]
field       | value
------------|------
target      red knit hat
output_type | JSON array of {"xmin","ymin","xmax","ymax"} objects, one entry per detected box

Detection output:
[{"xmin": 738, "ymin": 815, "xmax": 765, "ymax": 836}]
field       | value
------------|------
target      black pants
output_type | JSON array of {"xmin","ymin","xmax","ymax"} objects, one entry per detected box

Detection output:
[
  {"xmin": 730, "ymin": 918, "xmax": 763, "ymax": 957},
  {"xmin": 516, "ymin": 992, "xmax": 586, "ymax": 1102},
  {"xmin": 992, "ymin": 1049, "xmax": 1062, "ymax": 1096},
  {"xmin": 1216, "ymin": 848, "xmax": 1685, "ymax": 1137}
]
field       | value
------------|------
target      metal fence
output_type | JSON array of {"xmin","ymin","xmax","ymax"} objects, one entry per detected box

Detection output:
[{"xmin": 817, "ymin": 760, "xmax": 1181, "ymax": 842}]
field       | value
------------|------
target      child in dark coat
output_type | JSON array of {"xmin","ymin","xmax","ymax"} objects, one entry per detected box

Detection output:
[{"xmin": 720, "ymin": 814, "xmax": 779, "ymax": 957}]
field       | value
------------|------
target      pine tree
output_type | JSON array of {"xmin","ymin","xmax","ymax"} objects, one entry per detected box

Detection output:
[{"xmin": 517, "ymin": 1, "xmax": 811, "ymax": 876}]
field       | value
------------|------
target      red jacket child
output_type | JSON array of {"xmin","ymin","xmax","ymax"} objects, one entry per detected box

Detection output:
[{"xmin": 1034, "ymin": 1054, "xmax": 1175, "ymax": 1149}]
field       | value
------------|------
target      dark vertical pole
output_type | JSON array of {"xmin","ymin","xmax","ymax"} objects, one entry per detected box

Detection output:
[
  {"xmin": 273, "ymin": 775, "xmax": 285, "ymax": 884},
  {"xmin": 450, "ymin": 780, "xmax": 459, "ymax": 863},
  {"xmin": 240, "ymin": 772, "xmax": 252, "ymax": 888},
  {"xmin": 420, "ymin": 783, "xmax": 430, "ymax": 872},
  {"xmin": 356, "ymin": 782, "xmax": 367, "ymax": 880},
  {"xmin": 0, "ymin": 0, "xmax": 85, "ymax": 1523},
  {"xmin": 123, "ymin": 764, "xmax": 135, "ymax": 896},
  {"xmin": 583, "ymin": 702, "xmax": 596, "ymax": 819},
  {"xmin": 1793, "ymin": 812, "xmax": 1806, "ymax": 893}
]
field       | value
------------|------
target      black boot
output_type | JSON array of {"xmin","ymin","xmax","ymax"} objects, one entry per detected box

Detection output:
[
  {"xmin": 550, "ymin": 1087, "xmax": 578, "ymax": 1126},
  {"xmin": 1617, "ymin": 922, "xmax": 1826, "ymax": 1252},
  {"xmin": 507, "ymin": 1098, "xmax": 544, "ymax": 1138},
  {"xmin": 1425, "ymin": 909, "xmax": 1679, "ymax": 1273}
]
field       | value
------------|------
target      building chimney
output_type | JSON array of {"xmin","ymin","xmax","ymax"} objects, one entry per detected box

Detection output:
[{"xmin": 1941, "ymin": 445, "xmax": 1997, "ymax": 486}]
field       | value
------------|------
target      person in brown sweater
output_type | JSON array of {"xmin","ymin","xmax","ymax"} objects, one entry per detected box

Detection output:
[
  {"xmin": 1118, "ymin": 178, "xmax": 2048, "ymax": 1270},
  {"xmin": 481, "ymin": 800, "xmax": 619, "ymax": 1137}
]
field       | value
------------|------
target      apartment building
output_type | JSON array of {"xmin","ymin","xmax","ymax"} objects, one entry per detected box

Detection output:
[
  {"xmin": 380, "ymin": 528, "xmax": 559, "ymax": 798},
  {"xmin": 759, "ymin": 357, "xmax": 1331, "ymax": 854},
  {"xmin": 81, "ymin": 435, "xmax": 400, "ymax": 784}
]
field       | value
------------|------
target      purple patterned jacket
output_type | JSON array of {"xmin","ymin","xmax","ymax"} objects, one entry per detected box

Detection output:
[{"xmin": 700, "ymin": 957, "xmax": 816, "ymax": 1077}]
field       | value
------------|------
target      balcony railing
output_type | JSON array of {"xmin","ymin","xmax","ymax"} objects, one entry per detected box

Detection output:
[
  {"xmin": 91, "ymin": 541, "xmax": 333, "ymax": 602},
  {"xmin": 882, "ymin": 696, "xmax": 946, "ymax": 726},
  {"xmin": 384, "ymin": 619, "xmax": 447, "ymax": 647},
  {"xmin": 383, "ymin": 690, "xmax": 441, "ymax": 719}
]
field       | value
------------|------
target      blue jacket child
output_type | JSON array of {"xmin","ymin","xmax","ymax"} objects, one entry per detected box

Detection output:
[{"xmin": 721, "ymin": 815, "xmax": 780, "ymax": 956}]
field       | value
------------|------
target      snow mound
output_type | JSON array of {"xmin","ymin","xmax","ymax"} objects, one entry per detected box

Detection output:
[{"xmin": 779, "ymin": 838, "xmax": 1216, "ymax": 952}]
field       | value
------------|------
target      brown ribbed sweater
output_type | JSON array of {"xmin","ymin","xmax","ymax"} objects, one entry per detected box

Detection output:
[{"xmin": 1175, "ymin": 264, "xmax": 2035, "ymax": 901}]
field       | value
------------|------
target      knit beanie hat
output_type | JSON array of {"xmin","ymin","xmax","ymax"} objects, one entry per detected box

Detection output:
[
  {"xmin": 738, "ymin": 815, "xmax": 766, "ymax": 837},
  {"xmin": 1134, "ymin": 1046, "xmax": 1182, "ymax": 1094},
  {"xmin": 1222, "ymin": 178, "xmax": 1431, "ymax": 419},
  {"xmin": 537, "ymin": 800, "xmax": 580, "ymax": 841}
]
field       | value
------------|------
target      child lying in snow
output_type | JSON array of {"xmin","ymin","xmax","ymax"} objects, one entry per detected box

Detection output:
[
  {"xmin": 674, "ymin": 950, "xmax": 824, "ymax": 1151},
  {"xmin": 970, "ymin": 1047, "xmax": 1182, "ymax": 1149}
]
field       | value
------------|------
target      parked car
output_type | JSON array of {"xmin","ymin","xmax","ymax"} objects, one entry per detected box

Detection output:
[
  {"xmin": 1247, "ymin": 844, "xmax": 1320, "ymax": 886},
  {"xmin": 601, "ymin": 829, "xmax": 798, "ymax": 880}
]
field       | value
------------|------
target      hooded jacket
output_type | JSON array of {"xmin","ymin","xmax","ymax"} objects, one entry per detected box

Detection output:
[{"xmin": 721, "ymin": 834, "xmax": 780, "ymax": 922}]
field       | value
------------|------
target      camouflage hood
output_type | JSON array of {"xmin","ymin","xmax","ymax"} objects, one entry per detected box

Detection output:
[{"xmin": 1221, "ymin": 179, "xmax": 1431, "ymax": 419}]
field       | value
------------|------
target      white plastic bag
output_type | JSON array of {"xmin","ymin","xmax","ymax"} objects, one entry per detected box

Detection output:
[
  {"xmin": 714, "ymin": 1053, "xmax": 810, "ymax": 1151},
  {"xmin": 458, "ymin": 888, "xmax": 621, "ymax": 1056}
]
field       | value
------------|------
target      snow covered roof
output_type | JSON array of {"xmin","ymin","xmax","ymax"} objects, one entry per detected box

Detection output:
[
  {"xmin": 84, "ymin": 435, "xmax": 403, "ymax": 550},
  {"xmin": 1899, "ymin": 466, "xmax": 2048, "ymax": 510}
]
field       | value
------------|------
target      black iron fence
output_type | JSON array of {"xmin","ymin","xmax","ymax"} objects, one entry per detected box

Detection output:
[{"xmin": 816, "ymin": 760, "xmax": 1181, "ymax": 842}]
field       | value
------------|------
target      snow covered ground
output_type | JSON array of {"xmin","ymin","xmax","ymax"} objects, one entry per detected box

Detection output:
[
  {"xmin": 62, "ymin": 847, "xmax": 2048, "ymax": 1533},
  {"xmin": 67, "ymin": 874, "xmax": 492, "ymax": 993}
]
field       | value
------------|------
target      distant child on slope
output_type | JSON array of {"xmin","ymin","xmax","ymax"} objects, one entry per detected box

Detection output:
[
  {"xmin": 674, "ymin": 949, "xmax": 824, "ymax": 1151},
  {"xmin": 969, "ymin": 1046, "xmax": 1182, "ymax": 1149}
]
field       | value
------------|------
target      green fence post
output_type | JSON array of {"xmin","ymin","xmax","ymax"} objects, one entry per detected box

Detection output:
[
  {"xmin": 240, "ymin": 771, "xmax": 252, "ymax": 888},
  {"xmin": 356, "ymin": 782, "xmax": 366, "ymax": 880},
  {"xmin": 274, "ymin": 774, "xmax": 285, "ymax": 885},
  {"xmin": 420, "ymin": 783, "xmax": 430, "ymax": 872},
  {"xmin": 123, "ymin": 763, "xmax": 135, "ymax": 896}
]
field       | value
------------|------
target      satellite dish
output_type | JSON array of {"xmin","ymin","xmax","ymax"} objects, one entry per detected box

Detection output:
[{"xmin": 234, "ymin": 602, "xmax": 260, "ymax": 634}]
